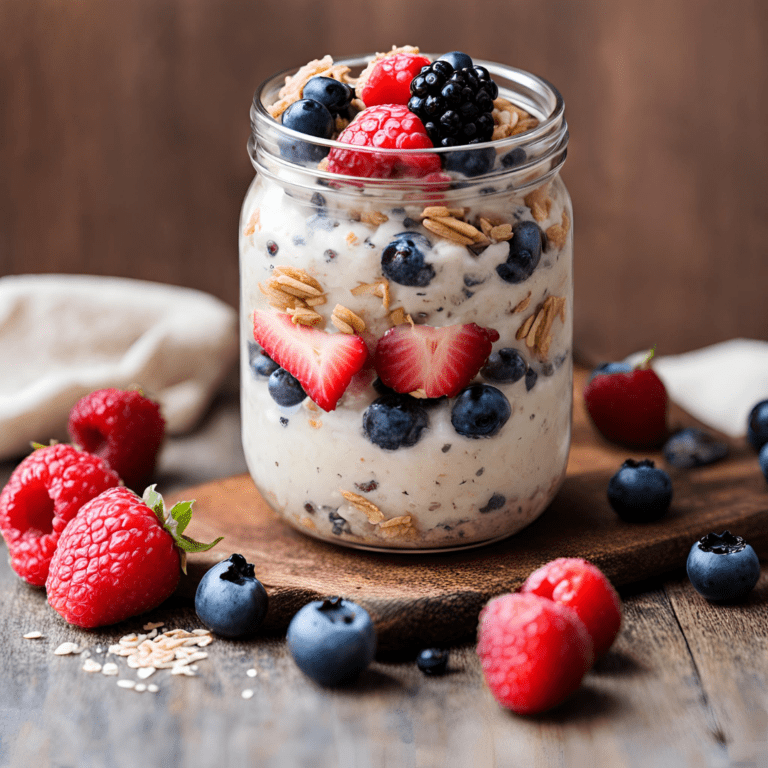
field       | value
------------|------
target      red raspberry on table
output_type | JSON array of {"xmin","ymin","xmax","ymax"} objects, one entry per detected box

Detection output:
[
  {"xmin": 476, "ymin": 593, "xmax": 594, "ymax": 715},
  {"xmin": 521, "ymin": 558, "xmax": 622, "ymax": 658},
  {"xmin": 0, "ymin": 444, "xmax": 120, "ymax": 586},
  {"xmin": 46, "ymin": 485, "xmax": 222, "ymax": 628},
  {"xmin": 360, "ymin": 53, "xmax": 432, "ymax": 107},
  {"xmin": 326, "ymin": 104, "xmax": 441, "ymax": 179},
  {"xmin": 68, "ymin": 388, "xmax": 166, "ymax": 491}
]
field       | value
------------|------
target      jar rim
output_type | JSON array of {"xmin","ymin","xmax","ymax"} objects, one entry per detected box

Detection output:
[{"xmin": 249, "ymin": 54, "xmax": 568, "ymax": 186}]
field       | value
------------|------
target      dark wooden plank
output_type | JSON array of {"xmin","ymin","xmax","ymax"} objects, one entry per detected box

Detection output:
[{"xmin": 2, "ymin": 0, "xmax": 768, "ymax": 357}]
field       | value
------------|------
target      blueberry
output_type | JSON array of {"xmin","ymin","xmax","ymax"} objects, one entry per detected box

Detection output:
[
  {"xmin": 663, "ymin": 428, "xmax": 729, "ymax": 468},
  {"xmin": 280, "ymin": 99, "xmax": 334, "ymax": 164},
  {"xmin": 525, "ymin": 367, "xmax": 538, "ymax": 391},
  {"xmin": 249, "ymin": 344, "xmax": 280, "ymax": 378},
  {"xmin": 416, "ymin": 648, "xmax": 449, "ymax": 675},
  {"xmin": 381, "ymin": 233, "xmax": 435, "ymax": 287},
  {"xmin": 302, "ymin": 76, "xmax": 353, "ymax": 115},
  {"xmin": 588, "ymin": 361, "xmax": 632, "ymax": 382},
  {"xmin": 759, "ymin": 443, "xmax": 768, "ymax": 481},
  {"xmin": 194, "ymin": 554, "xmax": 269, "ymax": 638},
  {"xmin": 501, "ymin": 147, "xmax": 527, "ymax": 168},
  {"xmin": 607, "ymin": 459, "xmax": 673, "ymax": 523},
  {"xmin": 287, "ymin": 597, "xmax": 377, "ymax": 686},
  {"xmin": 481, "ymin": 348, "xmax": 527, "ymax": 383},
  {"xmin": 438, "ymin": 51, "xmax": 474, "ymax": 70},
  {"xmin": 442, "ymin": 146, "xmax": 496, "ymax": 177},
  {"xmin": 686, "ymin": 531, "xmax": 760, "ymax": 602},
  {"xmin": 479, "ymin": 493, "xmax": 506, "ymax": 513},
  {"xmin": 363, "ymin": 394, "xmax": 429, "ymax": 450},
  {"xmin": 268, "ymin": 367, "xmax": 307, "ymax": 406},
  {"xmin": 496, "ymin": 221, "xmax": 545, "ymax": 283},
  {"xmin": 747, "ymin": 399, "xmax": 768, "ymax": 451},
  {"xmin": 451, "ymin": 384, "xmax": 511, "ymax": 438}
]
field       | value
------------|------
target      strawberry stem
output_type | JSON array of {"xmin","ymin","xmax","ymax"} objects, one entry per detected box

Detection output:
[{"xmin": 636, "ymin": 346, "xmax": 657, "ymax": 370}]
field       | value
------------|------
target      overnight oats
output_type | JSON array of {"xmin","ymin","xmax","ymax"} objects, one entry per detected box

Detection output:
[{"xmin": 240, "ymin": 47, "xmax": 572, "ymax": 551}]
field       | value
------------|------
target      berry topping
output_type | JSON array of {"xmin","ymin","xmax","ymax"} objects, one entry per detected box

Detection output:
[
  {"xmin": 416, "ymin": 648, "xmax": 449, "ymax": 675},
  {"xmin": 501, "ymin": 147, "xmax": 527, "ymax": 168},
  {"xmin": 282, "ymin": 98, "xmax": 334, "ymax": 138},
  {"xmin": 68, "ymin": 388, "xmax": 166, "ymax": 491},
  {"xmin": 437, "ymin": 51, "xmax": 474, "ymax": 71},
  {"xmin": 0, "ymin": 444, "xmax": 120, "ymax": 586},
  {"xmin": 46, "ymin": 486, "xmax": 222, "ymax": 628},
  {"xmin": 481, "ymin": 347, "xmax": 527, "ymax": 383},
  {"xmin": 408, "ymin": 60, "xmax": 498, "ymax": 147},
  {"xmin": 195, "ymin": 554, "xmax": 269, "ymax": 638},
  {"xmin": 443, "ymin": 146, "xmax": 496, "ymax": 177},
  {"xmin": 687, "ymin": 531, "xmax": 760, "ymax": 602},
  {"xmin": 451, "ymin": 383, "xmax": 511, "ymax": 438},
  {"xmin": 374, "ymin": 322, "xmax": 499, "ymax": 399},
  {"xmin": 496, "ymin": 221, "xmax": 545, "ymax": 284},
  {"xmin": 607, "ymin": 459, "xmax": 673, "ymax": 523},
  {"xmin": 747, "ymin": 399, "xmax": 768, "ymax": 451},
  {"xmin": 249, "ymin": 344, "xmax": 280, "ymax": 378},
  {"xmin": 360, "ymin": 53, "xmax": 432, "ymax": 107},
  {"xmin": 760, "ymin": 443, "xmax": 768, "ymax": 482},
  {"xmin": 302, "ymin": 76, "xmax": 353, "ymax": 115},
  {"xmin": 362, "ymin": 394, "xmax": 430, "ymax": 450},
  {"xmin": 663, "ymin": 428, "xmax": 729, "ymax": 468},
  {"xmin": 381, "ymin": 232, "xmax": 435, "ymax": 287},
  {"xmin": 326, "ymin": 104, "xmax": 441, "ymax": 179},
  {"xmin": 521, "ymin": 558, "xmax": 622, "ymax": 658},
  {"xmin": 287, "ymin": 597, "xmax": 377, "ymax": 686},
  {"xmin": 268, "ymin": 367, "xmax": 307, "ymax": 407},
  {"xmin": 476, "ymin": 593, "xmax": 594, "ymax": 715},
  {"xmin": 582, "ymin": 350, "xmax": 669, "ymax": 448},
  {"xmin": 252, "ymin": 310, "xmax": 368, "ymax": 412}
]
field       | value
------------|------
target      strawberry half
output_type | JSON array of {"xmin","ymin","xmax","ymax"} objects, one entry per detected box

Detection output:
[
  {"xmin": 252, "ymin": 311, "xmax": 368, "ymax": 412},
  {"xmin": 374, "ymin": 322, "xmax": 499, "ymax": 399}
]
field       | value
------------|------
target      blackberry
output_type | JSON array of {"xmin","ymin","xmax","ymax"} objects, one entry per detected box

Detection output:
[{"xmin": 408, "ymin": 62, "xmax": 498, "ymax": 147}]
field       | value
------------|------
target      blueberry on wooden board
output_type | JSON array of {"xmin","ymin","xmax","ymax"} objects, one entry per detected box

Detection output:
[{"xmin": 686, "ymin": 531, "xmax": 760, "ymax": 602}]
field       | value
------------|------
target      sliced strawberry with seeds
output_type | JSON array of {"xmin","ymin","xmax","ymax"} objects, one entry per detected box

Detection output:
[
  {"xmin": 252, "ymin": 311, "xmax": 368, "ymax": 412},
  {"xmin": 374, "ymin": 322, "xmax": 499, "ymax": 399}
]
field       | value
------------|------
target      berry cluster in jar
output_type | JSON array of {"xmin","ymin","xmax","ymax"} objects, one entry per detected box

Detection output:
[{"xmin": 268, "ymin": 46, "xmax": 537, "ymax": 179}]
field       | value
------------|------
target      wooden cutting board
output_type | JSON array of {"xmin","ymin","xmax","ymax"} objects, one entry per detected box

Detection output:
[{"xmin": 171, "ymin": 369, "xmax": 768, "ymax": 650}]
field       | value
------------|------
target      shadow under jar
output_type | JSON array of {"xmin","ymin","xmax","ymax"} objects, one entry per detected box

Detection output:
[{"xmin": 240, "ymin": 55, "xmax": 572, "ymax": 552}]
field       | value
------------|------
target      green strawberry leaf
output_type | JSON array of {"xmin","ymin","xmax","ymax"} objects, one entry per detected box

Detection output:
[
  {"xmin": 169, "ymin": 501, "xmax": 194, "ymax": 536},
  {"xmin": 176, "ymin": 533, "xmax": 224, "ymax": 554},
  {"xmin": 142, "ymin": 485, "xmax": 166, "ymax": 522}
]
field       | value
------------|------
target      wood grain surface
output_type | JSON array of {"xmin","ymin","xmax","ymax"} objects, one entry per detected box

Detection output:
[
  {"xmin": 2, "ymin": 375, "xmax": 768, "ymax": 767},
  {"xmin": 172, "ymin": 369, "xmax": 768, "ymax": 651},
  {"xmin": 2, "ymin": 0, "xmax": 768, "ymax": 359}
]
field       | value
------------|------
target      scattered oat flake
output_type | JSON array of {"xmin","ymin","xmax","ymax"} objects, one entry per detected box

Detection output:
[
  {"xmin": 242, "ymin": 689, "xmax": 255, "ymax": 700},
  {"xmin": 117, "ymin": 679, "xmax": 136, "ymax": 689},
  {"xmin": 135, "ymin": 683, "xmax": 147, "ymax": 693},
  {"xmin": 143, "ymin": 621, "xmax": 165, "ymax": 631},
  {"xmin": 101, "ymin": 663, "xmax": 119, "ymax": 676},
  {"xmin": 137, "ymin": 666, "xmax": 156, "ymax": 679},
  {"xmin": 82, "ymin": 659, "xmax": 103, "ymax": 673},
  {"xmin": 23, "ymin": 631, "xmax": 43, "ymax": 639},
  {"xmin": 247, "ymin": 669, "xmax": 258, "ymax": 678},
  {"xmin": 54, "ymin": 642, "xmax": 81, "ymax": 656},
  {"xmin": 148, "ymin": 684, "xmax": 159, "ymax": 693}
]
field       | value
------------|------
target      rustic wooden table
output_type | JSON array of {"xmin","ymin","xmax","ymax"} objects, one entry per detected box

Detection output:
[{"xmin": 2, "ymin": 383, "xmax": 768, "ymax": 768}]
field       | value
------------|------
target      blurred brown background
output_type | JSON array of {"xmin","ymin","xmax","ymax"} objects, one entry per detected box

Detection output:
[{"xmin": 1, "ymin": 0, "xmax": 766, "ymax": 360}]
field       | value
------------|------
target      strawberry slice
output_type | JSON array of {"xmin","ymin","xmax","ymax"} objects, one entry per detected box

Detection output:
[
  {"xmin": 252, "ymin": 311, "xmax": 368, "ymax": 412},
  {"xmin": 374, "ymin": 322, "xmax": 499, "ymax": 399}
]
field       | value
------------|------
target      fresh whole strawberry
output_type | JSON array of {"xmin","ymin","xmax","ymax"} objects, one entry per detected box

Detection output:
[
  {"xmin": 360, "ymin": 53, "xmax": 432, "ymax": 107},
  {"xmin": 252, "ymin": 310, "xmax": 369, "ymax": 412},
  {"xmin": 374, "ymin": 322, "xmax": 499, "ymax": 398},
  {"xmin": 477, "ymin": 592, "xmax": 594, "ymax": 715},
  {"xmin": 582, "ymin": 349, "xmax": 668, "ymax": 448},
  {"xmin": 46, "ymin": 485, "xmax": 222, "ymax": 628},
  {"xmin": 521, "ymin": 558, "xmax": 622, "ymax": 658},
  {"xmin": 0, "ymin": 444, "xmax": 120, "ymax": 587},
  {"xmin": 68, "ymin": 388, "xmax": 165, "ymax": 491},
  {"xmin": 326, "ymin": 104, "xmax": 441, "ymax": 179}
]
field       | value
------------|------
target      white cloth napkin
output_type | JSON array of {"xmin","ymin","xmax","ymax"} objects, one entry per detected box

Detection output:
[
  {"xmin": 627, "ymin": 339, "xmax": 768, "ymax": 438},
  {"xmin": 0, "ymin": 274, "xmax": 238, "ymax": 461}
]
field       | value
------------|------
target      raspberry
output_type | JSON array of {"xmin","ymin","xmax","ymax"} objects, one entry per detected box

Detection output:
[
  {"xmin": 68, "ymin": 388, "xmax": 166, "ymax": 491},
  {"xmin": 476, "ymin": 593, "xmax": 594, "ymax": 715},
  {"xmin": 360, "ymin": 53, "xmax": 432, "ymax": 107},
  {"xmin": 0, "ymin": 444, "xmax": 120, "ymax": 586},
  {"xmin": 521, "ymin": 558, "xmax": 622, "ymax": 657},
  {"xmin": 46, "ymin": 485, "xmax": 221, "ymax": 628},
  {"xmin": 326, "ymin": 104, "xmax": 441, "ymax": 179}
]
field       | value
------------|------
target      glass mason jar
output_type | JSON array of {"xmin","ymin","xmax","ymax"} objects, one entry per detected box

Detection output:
[{"xmin": 240, "ymin": 56, "xmax": 572, "ymax": 551}]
